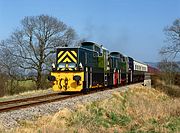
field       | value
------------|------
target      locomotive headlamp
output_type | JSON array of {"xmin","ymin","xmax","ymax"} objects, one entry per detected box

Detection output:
[
  {"xmin": 79, "ymin": 62, "xmax": 82, "ymax": 68},
  {"xmin": 79, "ymin": 62, "xmax": 83, "ymax": 70},
  {"xmin": 52, "ymin": 63, "xmax": 55, "ymax": 69},
  {"xmin": 51, "ymin": 63, "xmax": 56, "ymax": 71}
]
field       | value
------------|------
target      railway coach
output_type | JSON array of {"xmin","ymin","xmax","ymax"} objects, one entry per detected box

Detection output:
[
  {"xmin": 133, "ymin": 60, "xmax": 148, "ymax": 82},
  {"xmin": 147, "ymin": 65, "xmax": 159, "ymax": 74}
]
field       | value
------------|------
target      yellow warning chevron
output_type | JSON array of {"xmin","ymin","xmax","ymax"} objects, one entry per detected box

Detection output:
[
  {"xmin": 58, "ymin": 51, "xmax": 77, "ymax": 63},
  {"xmin": 58, "ymin": 51, "xmax": 64, "ymax": 58},
  {"xmin": 71, "ymin": 50, "xmax": 77, "ymax": 57},
  {"xmin": 63, "ymin": 57, "xmax": 71, "ymax": 62}
]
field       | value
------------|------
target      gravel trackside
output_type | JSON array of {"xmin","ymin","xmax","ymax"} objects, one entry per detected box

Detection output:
[{"xmin": 0, "ymin": 84, "xmax": 141, "ymax": 129}]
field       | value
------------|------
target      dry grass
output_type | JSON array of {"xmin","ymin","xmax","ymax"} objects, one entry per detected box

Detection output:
[
  {"xmin": 151, "ymin": 74, "xmax": 180, "ymax": 97},
  {"xmin": 1, "ymin": 86, "xmax": 180, "ymax": 133},
  {"xmin": 152, "ymin": 75, "xmax": 180, "ymax": 98}
]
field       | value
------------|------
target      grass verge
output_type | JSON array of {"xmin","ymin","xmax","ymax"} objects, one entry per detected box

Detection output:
[{"xmin": 1, "ymin": 86, "xmax": 180, "ymax": 133}]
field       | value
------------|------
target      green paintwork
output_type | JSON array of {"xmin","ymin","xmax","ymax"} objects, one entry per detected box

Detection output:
[
  {"xmin": 98, "ymin": 56, "xmax": 104, "ymax": 68},
  {"xmin": 120, "ymin": 62, "xmax": 127, "ymax": 73},
  {"xmin": 98, "ymin": 49, "xmax": 109, "ymax": 72}
]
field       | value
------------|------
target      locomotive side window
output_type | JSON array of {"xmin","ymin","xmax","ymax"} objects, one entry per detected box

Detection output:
[
  {"xmin": 99, "ymin": 47, "xmax": 103, "ymax": 56},
  {"xmin": 93, "ymin": 51, "xmax": 98, "ymax": 57}
]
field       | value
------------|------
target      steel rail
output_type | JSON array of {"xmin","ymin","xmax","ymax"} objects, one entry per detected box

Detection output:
[
  {"xmin": 0, "ymin": 83, "xmax": 142, "ymax": 113},
  {"xmin": 0, "ymin": 93, "xmax": 82, "ymax": 113}
]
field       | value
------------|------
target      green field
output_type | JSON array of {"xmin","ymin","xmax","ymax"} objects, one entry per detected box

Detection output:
[{"xmin": 0, "ymin": 80, "xmax": 51, "ymax": 101}]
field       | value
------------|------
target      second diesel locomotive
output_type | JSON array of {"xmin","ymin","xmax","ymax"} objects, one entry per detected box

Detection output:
[{"xmin": 48, "ymin": 42, "xmax": 148, "ymax": 92}]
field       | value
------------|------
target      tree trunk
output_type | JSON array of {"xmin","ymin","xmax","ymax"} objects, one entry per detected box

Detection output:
[
  {"xmin": 10, "ymin": 79, "xmax": 14, "ymax": 95},
  {"xmin": 36, "ymin": 40, "xmax": 44, "ymax": 90}
]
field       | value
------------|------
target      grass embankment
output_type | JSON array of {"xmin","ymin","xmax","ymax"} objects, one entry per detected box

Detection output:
[
  {"xmin": 0, "ymin": 89, "xmax": 52, "ymax": 102},
  {"xmin": 151, "ymin": 75, "xmax": 180, "ymax": 97},
  {"xmin": 2, "ymin": 86, "xmax": 180, "ymax": 133},
  {"xmin": 0, "ymin": 80, "xmax": 52, "ymax": 102}
]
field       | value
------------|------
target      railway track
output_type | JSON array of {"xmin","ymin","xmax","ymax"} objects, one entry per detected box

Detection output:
[
  {"xmin": 0, "ymin": 92, "xmax": 82, "ymax": 113},
  {"xmin": 0, "ymin": 83, "xmax": 142, "ymax": 113}
]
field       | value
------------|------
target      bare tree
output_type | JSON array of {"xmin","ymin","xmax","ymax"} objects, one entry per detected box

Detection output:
[
  {"xmin": 1, "ymin": 15, "xmax": 76, "ymax": 89},
  {"xmin": 0, "ymin": 41, "xmax": 22, "ymax": 79},
  {"xmin": 160, "ymin": 18, "xmax": 180, "ymax": 59},
  {"xmin": 158, "ymin": 59, "xmax": 180, "ymax": 85},
  {"xmin": 0, "ymin": 71, "xmax": 8, "ymax": 96},
  {"xmin": 0, "ymin": 41, "xmax": 22, "ymax": 95},
  {"xmin": 158, "ymin": 59, "xmax": 180, "ymax": 72}
]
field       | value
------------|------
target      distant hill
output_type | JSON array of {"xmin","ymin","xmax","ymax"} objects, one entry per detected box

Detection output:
[
  {"xmin": 144, "ymin": 62, "xmax": 159, "ymax": 68},
  {"xmin": 145, "ymin": 61, "xmax": 180, "ymax": 68}
]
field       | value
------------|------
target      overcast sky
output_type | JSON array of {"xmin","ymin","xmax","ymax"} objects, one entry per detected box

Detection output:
[{"xmin": 0, "ymin": 0, "xmax": 179, "ymax": 62}]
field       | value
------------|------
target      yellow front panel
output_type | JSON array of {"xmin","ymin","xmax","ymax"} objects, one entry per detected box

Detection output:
[{"xmin": 51, "ymin": 71, "xmax": 84, "ymax": 92}]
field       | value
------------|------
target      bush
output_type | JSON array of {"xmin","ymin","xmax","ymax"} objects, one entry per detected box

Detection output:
[
  {"xmin": 151, "ymin": 74, "xmax": 180, "ymax": 97},
  {"xmin": 0, "ymin": 73, "xmax": 8, "ymax": 96},
  {"xmin": 0, "ymin": 73, "xmax": 51, "ymax": 97}
]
